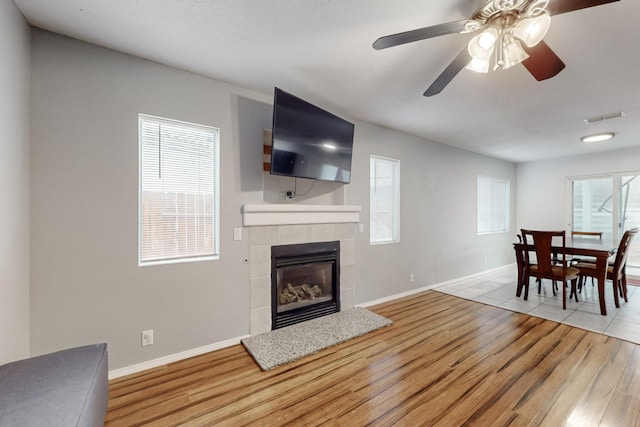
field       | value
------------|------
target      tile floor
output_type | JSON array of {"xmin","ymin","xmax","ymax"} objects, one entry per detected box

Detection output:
[{"xmin": 435, "ymin": 265, "xmax": 640, "ymax": 345}]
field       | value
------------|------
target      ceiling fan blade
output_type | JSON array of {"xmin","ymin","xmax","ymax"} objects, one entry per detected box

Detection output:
[
  {"xmin": 521, "ymin": 41, "xmax": 566, "ymax": 81},
  {"xmin": 373, "ymin": 20, "xmax": 469, "ymax": 50},
  {"xmin": 547, "ymin": 0, "xmax": 619, "ymax": 16},
  {"xmin": 423, "ymin": 47, "xmax": 472, "ymax": 97}
]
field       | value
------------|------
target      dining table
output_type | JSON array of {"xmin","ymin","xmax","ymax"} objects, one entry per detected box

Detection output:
[{"xmin": 513, "ymin": 236, "xmax": 617, "ymax": 315}]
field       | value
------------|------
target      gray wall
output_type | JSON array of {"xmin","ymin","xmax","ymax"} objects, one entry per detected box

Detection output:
[
  {"xmin": 0, "ymin": 0, "xmax": 30, "ymax": 365},
  {"xmin": 349, "ymin": 124, "xmax": 517, "ymax": 303},
  {"xmin": 29, "ymin": 30, "xmax": 266, "ymax": 369},
  {"xmin": 29, "ymin": 29, "xmax": 517, "ymax": 370}
]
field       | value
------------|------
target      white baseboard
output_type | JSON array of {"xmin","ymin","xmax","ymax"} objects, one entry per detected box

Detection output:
[
  {"xmin": 108, "ymin": 334, "xmax": 250, "ymax": 380},
  {"xmin": 358, "ymin": 264, "xmax": 515, "ymax": 308},
  {"xmin": 109, "ymin": 264, "xmax": 514, "ymax": 379}
]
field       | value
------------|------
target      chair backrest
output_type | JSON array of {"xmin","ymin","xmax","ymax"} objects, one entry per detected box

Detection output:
[
  {"xmin": 521, "ymin": 229, "xmax": 567, "ymax": 278},
  {"xmin": 611, "ymin": 228, "xmax": 639, "ymax": 279},
  {"xmin": 572, "ymin": 231, "xmax": 603, "ymax": 240}
]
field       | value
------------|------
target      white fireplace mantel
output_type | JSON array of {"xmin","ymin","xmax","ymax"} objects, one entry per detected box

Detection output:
[{"xmin": 242, "ymin": 204, "xmax": 361, "ymax": 227}]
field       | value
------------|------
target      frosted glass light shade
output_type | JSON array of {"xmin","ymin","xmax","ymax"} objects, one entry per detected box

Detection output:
[
  {"xmin": 501, "ymin": 38, "xmax": 529, "ymax": 69},
  {"xmin": 466, "ymin": 56, "xmax": 491, "ymax": 73},
  {"xmin": 513, "ymin": 13, "xmax": 551, "ymax": 47},
  {"xmin": 466, "ymin": 28, "xmax": 497, "ymax": 73},
  {"xmin": 467, "ymin": 28, "xmax": 498, "ymax": 58}
]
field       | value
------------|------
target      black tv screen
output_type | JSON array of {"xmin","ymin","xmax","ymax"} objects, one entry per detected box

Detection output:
[{"xmin": 270, "ymin": 88, "xmax": 355, "ymax": 184}]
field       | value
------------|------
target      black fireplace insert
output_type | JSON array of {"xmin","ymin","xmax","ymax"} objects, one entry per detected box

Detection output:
[{"xmin": 271, "ymin": 240, "xmax": 340, "ymax": 329}]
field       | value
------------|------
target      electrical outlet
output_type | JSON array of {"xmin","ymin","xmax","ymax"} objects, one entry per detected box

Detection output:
[
  {"xmin": 141, "ymin": 329, "xmax": 154, "ymax": 346},
  {"xmin": 280, "ymin": 190, "xmax": 295, "ymax": 200},
  {"xmin": 410, "ymin": 274, "xmax": 415, "ymax": 283}
]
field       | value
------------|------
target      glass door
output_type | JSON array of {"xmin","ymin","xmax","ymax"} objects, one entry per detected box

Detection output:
[
  {"xmin": 620, "ymin": 175, "xmax": 640, "ymax": 270},
  {"xmin": 571, "ymin": 177, "xmax": 614, "ymax": 240},
  {"xmin": 569, "ymin": 173, "xmax": 640, "ymax": 276}
]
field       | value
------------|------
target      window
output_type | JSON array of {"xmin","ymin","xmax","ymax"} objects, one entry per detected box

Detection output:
[
  {"xmin": 139, "ymin": 114, "xmax": 219, "ymax": 266},
  {"xmin": 370, "ymin": 156, "xmax": 400, "ymax": 244},
  {"xmin": 478, "ymin": 176, "xmax": 510, "ymax": 234}
]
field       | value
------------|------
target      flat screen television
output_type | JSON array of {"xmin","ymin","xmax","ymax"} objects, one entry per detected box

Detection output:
[{"xmin": 270, "ymin": 87, "xmax": 355, "ymax": 184}]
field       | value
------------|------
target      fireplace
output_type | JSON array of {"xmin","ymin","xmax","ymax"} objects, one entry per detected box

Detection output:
[{"xmin": 271, "ymin": 241, "xmax": 340, "ymax": 329}]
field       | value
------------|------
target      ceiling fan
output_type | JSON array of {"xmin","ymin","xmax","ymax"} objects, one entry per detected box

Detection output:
[{"xmin": 373, "ymin": 0, "xmax": 620, "ymax": 97}]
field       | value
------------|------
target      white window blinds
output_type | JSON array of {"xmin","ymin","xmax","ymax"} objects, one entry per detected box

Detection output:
[
  {"xmin": 370, "ymin": 155, "xmax": 400, "ymax": 244},
  {"xmin": 478, "ymin": 176, "xmax": 510, "ymax": 234},
  {"xmin": 139, "ymin": 114, "xmax": 219, "ymax": 265}
]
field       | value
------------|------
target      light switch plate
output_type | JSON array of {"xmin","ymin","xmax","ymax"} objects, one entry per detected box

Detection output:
[{"xmin": 233, "ymin": 228, "xmax": 242, "ymax": 241}]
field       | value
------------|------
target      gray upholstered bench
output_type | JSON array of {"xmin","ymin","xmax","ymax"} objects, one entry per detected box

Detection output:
[{"xmin": 0, "ymin": 343, "xmax": 108, "ymax": 427}]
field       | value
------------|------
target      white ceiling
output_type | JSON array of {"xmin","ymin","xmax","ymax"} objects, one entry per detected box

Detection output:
[{"xmin": 13, "ymin": 0, "xmax": 640, "ymax": 163}]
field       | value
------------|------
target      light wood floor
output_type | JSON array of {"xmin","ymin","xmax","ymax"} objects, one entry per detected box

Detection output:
[{"xmin": 106, "ymin": 291, "xmax": 640, "ymax": 426}]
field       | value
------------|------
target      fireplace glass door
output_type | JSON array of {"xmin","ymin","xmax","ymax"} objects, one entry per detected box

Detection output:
[
  {"xmin": 276, "ymin": 261, "xmax": 334, "ymax": 314},
  {"xmin": 271, "ymin": 240, "xmax": 340, "ymax": 329}
]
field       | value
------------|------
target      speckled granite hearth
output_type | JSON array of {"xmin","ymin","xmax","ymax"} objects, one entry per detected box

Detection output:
[{"xmin": 241, "ymin": 307, "xmax": 392, "ymax": 370}]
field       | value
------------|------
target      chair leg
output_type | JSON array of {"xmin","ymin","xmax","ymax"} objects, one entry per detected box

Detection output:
[
  {"xmin": 612, "ymin": 279, "xmax": 621, "ymax": 308},
  {"xmin": 571, "ymin": 278, "xmax": 579, "ymax": 302},
  {"xmin": 562, "ymin": 279, "xmax": 566, "ymax": 310},
  {"xmin": 621, "ymin": 275, "xmax": 629, "ymax": 303}
]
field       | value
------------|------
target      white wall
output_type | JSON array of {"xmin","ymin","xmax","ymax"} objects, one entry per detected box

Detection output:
[
  {"xmin": 516, "ymin": 146, "xmax": 640, "ymax": 232},
  {"xmin": 0, "ymin": 1, "xmax": 30, "ymax": 365},
  {"xmin": 29, "ymin": 29, "xmax": 517, "ymax": 370}
]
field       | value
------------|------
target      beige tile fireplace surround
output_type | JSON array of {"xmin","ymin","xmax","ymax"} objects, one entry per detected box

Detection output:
[{"xmin": 242, "ymin": 204, "xmax": 361, "ymax": 335}]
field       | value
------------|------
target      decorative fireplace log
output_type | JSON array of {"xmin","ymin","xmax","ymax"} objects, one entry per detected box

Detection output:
[
  {"xmin": 280, "ymin": 283, "xmax": 324, "ymax": 305},
  {"xmin": 301, "ymin": 284, "xmax": 315, "ymax": 299},
  {"xmin": 286, "ymin": 283, "xmax": 300, "ymax": 298}
]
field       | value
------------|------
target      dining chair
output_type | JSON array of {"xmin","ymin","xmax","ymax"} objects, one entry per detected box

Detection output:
[
  {"xmin": 571, "ymin": 231, "xmax": 604, "ymax": 240},
  {"xmin": 574, "ymin": 228, "xmax": 639, "ymax": 307},
  {"xmin": 569, "ymin": 230, "xmax": 604, "ymax": 285},
  {"xmin": 521, "ymin": 229, "xmax": 581, "ymax": 310},
  {"xmin": 516, "ymin": 233, "xmax": 553, "ymax": 297}
]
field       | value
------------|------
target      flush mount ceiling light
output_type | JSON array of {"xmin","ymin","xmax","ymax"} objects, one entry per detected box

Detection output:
[
  {"xmin": 581, "ymin": 132, "xmax": 615, "ymax": 143},
  {"xmin": 372, "ymin": 0, "xmax": 620, "ymax": 97}
]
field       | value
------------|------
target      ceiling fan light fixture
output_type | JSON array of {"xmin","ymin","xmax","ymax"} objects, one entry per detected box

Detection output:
[
  {"xmin": 373, "ymin": 0, "xmax": 615, "ymax": 97},
  {"xmin": 513, "ymin": 12, "xmax": 551, "ymax": 47},
  {"xmin": 581, "ymin": 132, "xmax": 615, "ymax": 143}
]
